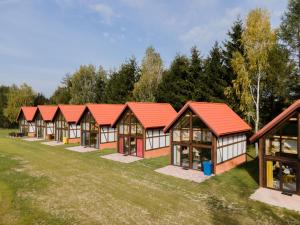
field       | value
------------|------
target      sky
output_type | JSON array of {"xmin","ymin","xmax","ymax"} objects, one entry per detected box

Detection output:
[{"xmin": 0, "ymin": 0, "xmax": 288, "ymax": 97}]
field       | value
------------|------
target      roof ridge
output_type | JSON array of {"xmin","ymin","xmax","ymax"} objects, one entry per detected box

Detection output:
[
  {"xmin": 127, "ymin": 102, "xmax": 171, "ymax": 105},
  {"xmin": 190, "ymin": 101, "xmax": 226, "ymax": 105}
]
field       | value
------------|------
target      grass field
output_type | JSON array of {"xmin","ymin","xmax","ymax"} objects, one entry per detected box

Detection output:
[{"xmin": 0, "ymin": 129, "xmax": 299, "ymax": 225}]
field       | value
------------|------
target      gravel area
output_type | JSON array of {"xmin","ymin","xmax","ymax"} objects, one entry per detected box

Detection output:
[
  {"xmin": 22, "ymin": 137, "xmax": 43, "ymax": 142},
  {"xmin": 101, "ymin": 153, "xmax": 143, "ymax": 163},
  {"xmin": 250, "ymin": 187, "xmax": 300, "ymax": 213},
  {"xmin": 155, "ymin": 165, "xmax": 212, "ymax": 183},
  {"xmin": 65, "ymin": 146, "xmax": 98, "ymax": 153},
  {"xmin": 41, "ymin": 141, "xmax": 64, "ymax": 146}
]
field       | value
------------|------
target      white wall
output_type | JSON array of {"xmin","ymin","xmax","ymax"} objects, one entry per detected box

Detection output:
[{"xmin": 216, "ymin": 134, "xmax": 247, "ymax": 164}]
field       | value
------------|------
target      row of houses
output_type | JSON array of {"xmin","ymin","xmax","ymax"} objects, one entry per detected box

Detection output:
[{"xmin": 17, "ymin": 100, "xmax": 300, "ymax": 196}]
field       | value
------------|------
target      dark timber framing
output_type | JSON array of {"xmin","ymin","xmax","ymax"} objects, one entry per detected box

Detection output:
[
  {"xmin": 117, "ymin": 109, "xmax": 143, "ymax": 156},
  {"xmin": 35, "ymin": 112, "xmax": 45, "ymax": 138},
  {"xmin": 258, "ymin": 110, "xmax": 300, "ymax": 195},
  {"xmin": 170, "ymin": 109, "xmax": 213, "ymax": 171},
  {"xmin": 54, "ymin": 110, "xmax": 68, "ymax": 142},
  {"xmin": 169, "ymin": 109, "xmax": 248, "ymax": 174}
]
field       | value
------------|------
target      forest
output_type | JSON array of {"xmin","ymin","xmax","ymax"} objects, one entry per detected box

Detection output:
[{"xmin": 0, "ymin": 1, "xmax": 299, "ymax": 134}]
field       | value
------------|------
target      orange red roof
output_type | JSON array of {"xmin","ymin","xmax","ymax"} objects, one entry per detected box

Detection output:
[
  {"xmin": 37, "ymin": 105, "xmax": 58, "ymax": 121},
  {"xmin": 17, "ymin": 106, "xmax": 37, "ymax": 122},
  {"xmin": 58, "ymin": 105, "xmax": 86, "ymax": 123},
  {"xmin": 164, "ymin": 101, "xmax": 251, "ymax": 136},
  {"xmin": 250, "ymin": 99, "xmax": 300, "ymax": 143},
  {"xmin": 112, "ymin": 102, "xmax": 177, "ymax": 129},
  {"xmin": 77, "ymin": 104, "xmax": 125, "ymax": 125}
]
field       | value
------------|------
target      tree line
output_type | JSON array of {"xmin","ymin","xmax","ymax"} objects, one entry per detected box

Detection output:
[{"xmin": 0, "ymin": 3, "xmax": 299, "ymax": 132}]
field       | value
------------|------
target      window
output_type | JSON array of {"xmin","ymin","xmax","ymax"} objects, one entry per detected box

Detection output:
[
  {"xmin": 265, "ymin": 115, "xmax": 298, "ymax": 157},
  {"xmin": 216, "ymin": 134, "xmax": 247, "ymax": 164},
  {"xmin": 146, "ymin": 129, "xmax": 170, "ymax": 150},
  {"xmin": 100, "ymin": 126, "xmax": 117, "ymax": 143}
]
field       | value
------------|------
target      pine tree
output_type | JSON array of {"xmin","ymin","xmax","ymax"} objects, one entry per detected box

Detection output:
[
  {"xmin": 104, "ymin": 58, "xmax": 139, "ymax": 103},
  {"xmin": 204, "ymin": 42, "xmax": 227, "ymax": 102},
  {"xmin": 223, "ymin": 18, "xmax": 244, "ymax": 114},
  {"xmin": 155, "ymin": 55, "xmax": 190, "ymax": 110},
  {"xmin": 188, "ymin": 47, "xmax": 208, "ymax": 101}
]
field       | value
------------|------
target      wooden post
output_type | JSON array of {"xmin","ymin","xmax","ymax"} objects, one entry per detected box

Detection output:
[
  {"xmin": 212, "ymin": 135, "xmax": 217, "ymax": 174},
  {"xmin": 259, "ymin": 138, "xmax": 264, "ymax": 187},
  {"xmin": 297, "ymin": 111, "xmax": 300, "ymax": 195}
]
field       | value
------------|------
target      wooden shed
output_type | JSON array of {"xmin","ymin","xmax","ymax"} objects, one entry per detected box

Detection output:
[
  {"xmin": 250, "ymin": 100, "xmax": 300, "ymax": 195},
  {"xmin": 76, "ymin": 104, "xmax": 124, "ymax": 149},
  {"xmin": 16, "ymin": 106, "xmax": 37, "ymax": 137},
  {"xmin": 164, "ymin": 101, "xmax": 251, "ymax": 174},
  {"xmin": 53, "ymin": 105, "xmax": 85, "ymax": 143},
  {"xmin": 112, "ymin": 102, "xmax": 177, "ymax": 158}
]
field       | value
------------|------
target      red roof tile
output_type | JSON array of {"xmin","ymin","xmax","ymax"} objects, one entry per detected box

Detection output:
[
  {"xmin": 37, "ymin": 105, "xmax": 58, "ymax": 121},
  {"xmin": 250, "ymin": 99, "xmax": 300, "ymax": 143},
  {"xmin": 17, "ymin": 106, "xmax": 37, "ymax": 122},
  {"xmin": 58, "ymin": 105, "xmax": 86, "ymax": 123},
  {"xmin": 77, "ymin": 104, "xmax": 125, "ymax": 125},
  {"xmin": 164, "ymin": 101, "xmax": 251, "ymax": 136},
  {"xmin": 112, "ymin": 102, "xmax": 177, "ymax": 129}
]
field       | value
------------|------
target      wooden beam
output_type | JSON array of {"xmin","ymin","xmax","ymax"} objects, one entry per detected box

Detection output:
[
  {"xmin": 259, "ymin": 137, "xmax": 264, "ymax": 187},
  {"xmin": 212, "ymin": 135, "xmax": 217, "ymax": 174}
]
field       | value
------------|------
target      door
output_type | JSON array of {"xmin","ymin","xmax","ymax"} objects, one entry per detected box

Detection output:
[
  {"xmin": 124, "ymin": 136, "xmax": 130, "ymax": 155},
  {"xmin": 119, "ymin": 137, "xmax": 124, "ymax": 154},
  {"xmin": 130, "ymin": 137, "xmax": 136, "ymax": 156},
  {"xmin": 136, "ymin": 138, "xmax": 143, "ymax": 157},
  {"xmin": 181, "ymin": 146, "xmax": 190, "ymax": 168}
]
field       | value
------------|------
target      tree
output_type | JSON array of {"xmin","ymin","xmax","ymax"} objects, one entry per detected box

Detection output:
[
  {"xmin": 279, "ymin": 0, "xmax": 300, "ymax": 69},
  {"xmin": 189, "ymin": 46, "xmax": 208, "ymax": 101},
  {"xmin": 34, "ymin": 93, "xmax": 49, "ymax": 106},
  {"xmin": 230, "ymin": 8, "xmax": 276, "ymax": 155},
  {"xmin": 50, "ymin": 85, "xmax": 71, "ymax": 104},
  {"xmin": 133, "ymin": 47, "xmax": 163, "ymax": 101},
  {"xmin": 94, "ymin": 66, "xmax": 107, "ymax": 103},
  {"xmin": 68, "ymin": 65, "xmax": 99, "ymax": 104},
  {"xmin": 260, "ymin": 42, "xmax": 298, "ymax": 124},
  {"xmin": 4, "ymin": 83, "xmax": 36, "ymax": 123},
  {"xmin": 204, "ymin": 42, "xmax": 227, "ymax": 102},
  {"xmin": 0, "ymin": 85, "xmax": 10, "ymax": 127},
  {"xmin": 104, "ymin": 58, "xmax": 139, "ymax": 103},
  {"xmin": 223, "ymin": 18, "xmax": 245, "ymax": 114},
  {"xmin": 155, "ymin": 55, "xmax": 190, "ymax": 110}
]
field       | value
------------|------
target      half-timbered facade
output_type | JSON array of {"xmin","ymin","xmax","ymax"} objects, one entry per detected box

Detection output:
[
  {"xmin": 53, "ymin": 105, "xmax": 85, "ymax": 143},
  {"xmin": 112, "ymin": 102, "xmax": 177, "ymax": 158},
  {"xmin": 250, "ymin": 100, "xmax": 300, "ymax": 195},
  {"xmin": 16, "ymin": 106, "xmax": 37, "ymax": 137},
  {"xmin": 34, "ymin": 105, "xmax": 57, "ymax": 139},
  {"xmin": 76, "ymin": 104, "xmax": 124, "ymax": 149},
  {"xmin": 164, "ymin": 102, "xmax": 251, "ymax": 175}
]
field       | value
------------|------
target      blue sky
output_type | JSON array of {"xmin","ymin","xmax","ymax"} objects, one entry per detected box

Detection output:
[{"xmin": 0, "ymin": 0, "xmax": 288, "ymax": 97}]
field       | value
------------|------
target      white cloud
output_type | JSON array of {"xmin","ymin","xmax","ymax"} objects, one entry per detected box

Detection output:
[
  {"xmin": 179, "ymin": 26, "xmax": 213, "ymax": 47},
  {"xmin": 89, "ymin": 3, "xmax": 119, "ymax": 24},
  {"xmin": 120, "ymin": 0, "xmax": 145, "ymax": 8}
]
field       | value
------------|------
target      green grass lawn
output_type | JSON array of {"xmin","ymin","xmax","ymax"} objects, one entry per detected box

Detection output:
[{"xmin": 0, "ymin": 129, "xmax": 299, "ymax": 225}]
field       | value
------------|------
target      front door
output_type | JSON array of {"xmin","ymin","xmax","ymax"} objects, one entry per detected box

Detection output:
[
  {"xmin": 56, "ymin": 129, "xmax": 63, "ymax": 142},
  {"xmin": 266, "ymin": 160, "xmax": 298, "ymax": 193}
]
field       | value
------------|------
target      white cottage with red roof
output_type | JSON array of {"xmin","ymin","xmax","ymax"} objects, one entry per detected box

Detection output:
[
  {"xmin": 76, "ymin": 104, "xmax": 125, "ymax": 150},
  {"xmin": 16, "ymin": 106, "xmax": 37, "ymax": 137},
  {"xmin": 164, "ymin": 101, "xmax": 251, "ymax": 174},
  {"xmin": 112, "ymin": 102, "xmax": 177, "ymax": 158},
  {"xmin": 34, "ymin": 105, "xmax": 58, "ymax": 139},
  {"xmin": 53, "ymin": 105, "xmax": 85, "ymax": 143}
]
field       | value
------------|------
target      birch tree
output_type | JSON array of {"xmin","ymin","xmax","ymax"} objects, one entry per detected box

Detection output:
[
  {"xmin": 133, "ymin": 47, "xmax": 163, "ymax": 102},
  {"xmin": 230, "ymin": 8, "xmax": 275, "ymax": 155}
]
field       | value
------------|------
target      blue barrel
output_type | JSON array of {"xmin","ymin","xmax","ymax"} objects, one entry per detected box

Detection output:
[{"xmin": 203, "ymin": 160, "xmax": 212, "ymax": 176}]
